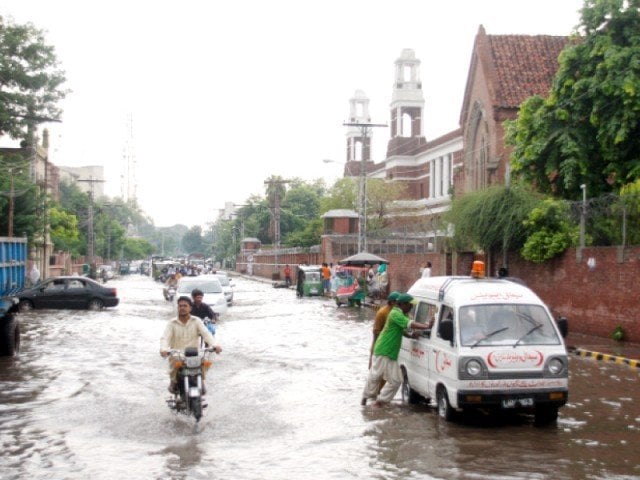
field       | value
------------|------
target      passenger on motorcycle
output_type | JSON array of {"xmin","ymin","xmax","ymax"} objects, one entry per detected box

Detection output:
[
  {"xmin": 160, "ymin": 296, "xmax": 222, "ymax": 394},
  {"xmin": 190, "ymin": 288, "xmax": 217, "ymax": 336}
]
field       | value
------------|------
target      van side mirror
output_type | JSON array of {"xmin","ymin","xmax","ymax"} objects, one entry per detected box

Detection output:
[
  {"xmin": 439, "ymin": 319, "xmax": 454, "ymax": 343},
  {"xmin": 556, "ymin": 317, "xmax": 568, "ymax": 338}
]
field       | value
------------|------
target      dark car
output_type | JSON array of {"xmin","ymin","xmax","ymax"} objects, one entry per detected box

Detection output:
[{"xmin": 17, "ymin": 276, "xmax": 119, "ymax": 311}]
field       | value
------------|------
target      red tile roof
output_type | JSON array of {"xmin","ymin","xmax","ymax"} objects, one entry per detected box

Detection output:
[{"xmin": 488, "ymin": 35, "xmax": 570, "ymax": 108}]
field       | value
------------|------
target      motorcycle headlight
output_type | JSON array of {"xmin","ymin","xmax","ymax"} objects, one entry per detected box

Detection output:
[{"xmin": 185, "ymin": 356, "xmax": 201, "ymax": 368}]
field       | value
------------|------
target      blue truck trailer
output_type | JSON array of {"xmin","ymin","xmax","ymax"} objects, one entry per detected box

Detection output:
[{"xmin": 0, "ymin": 237, "xmax": 27, "ymax": 356}]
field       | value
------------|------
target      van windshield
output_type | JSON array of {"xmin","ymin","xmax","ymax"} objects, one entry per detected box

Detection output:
[{"xmin": 458, "ymin": 304, "xmax": 561, "ymax": 347}]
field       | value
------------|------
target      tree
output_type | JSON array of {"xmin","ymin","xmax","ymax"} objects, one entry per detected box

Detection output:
[
  {"xmin": 506, "ymin": 0, "xmax": 640, "ymax": 199},
  {"xmin": 443, "ymin": 185, "xmax": 540, "ymax": 257},
  {"xmin": 121, "ymin": 237, "xmax": 154, "ymax": 260},
  {"xmin": 521, "ymin": 198, "xmax": 580, "ymax": 262},
  {"xmin": 366, "ymin": 179, "xmax": 408, "ymax": 232},
  {"xmin": 49, "ymin": 206, "xmax": 81, "ymax": 254},
  {"xmin": 0, "ymin": 152, "xmax": 42, "ymax": 240},
  {"xmin": 0, "ymin": 16, "xmax": 67, "ymax": 139},
  {"xmin": 182, "ymin": 225, "xmax": 204, "ymax": 255}
]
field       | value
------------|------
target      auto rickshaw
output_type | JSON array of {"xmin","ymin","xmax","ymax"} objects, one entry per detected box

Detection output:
[
  {"xmin": 295, "ymin": 265, "xmax": 323, "ymax": 297},
  {"xmin": 334, "ymin": 265, "xmax": 368, "ymax": 307}
]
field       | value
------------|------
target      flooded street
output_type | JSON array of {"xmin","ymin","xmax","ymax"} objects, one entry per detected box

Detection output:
[{"xmin": 1, "ymin": 275, "xmax": 639, "ymax": 480}]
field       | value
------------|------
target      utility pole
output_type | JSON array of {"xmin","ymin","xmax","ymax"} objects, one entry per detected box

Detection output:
[
  {"xmin": 263, "ymin": 178, "xmax": 291, "ymax": 277},
  {"xmin": 343, "ymin": 122, "xmax": 387, "ymax": 252},
  {"xmin": 78, "ymin": 177, "xmax": 106, "ymax": 278}
]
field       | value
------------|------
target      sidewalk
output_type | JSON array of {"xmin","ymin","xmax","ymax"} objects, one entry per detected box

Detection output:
[{"xmin": 235, "ymin": 273, "xmax": 640, "ymax": 369}]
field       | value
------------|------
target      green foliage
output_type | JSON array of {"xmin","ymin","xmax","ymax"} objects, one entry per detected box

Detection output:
[
  {"xmin": 283, "ymin": 218, "xmax": 323, "ymax": 247},
  {"xmin": 0, "ymin": 152, "xmax": 43, "ymax": 241},
  {"xmin": 320, "ymin": 177, "xmax": 358, "ymax": 212},
  {"xmin": 49, "ymin": 206, "xmax": 81, "ymax": 254},
  {"xmin": 0, "ymin": 16, "xmax": 68, "ymax": 139},
  {"xmin": 521, "ymin": 198, "xmax": 580, "ymax": 262},
  {"xmin": 611, "ymin": 325, "xmax": 625, "ymax": 342},
  {"xmin": 444, "ymin": 184, "xmax": 540, "ymax": 254},
  {"xmin": 506, "ymin": 0, "xmax": 640, "ymax": 200},
  {"xmin": 182, "ymin": 225, "xmax": 204, "ymax": 255},
  {"xmin": 121, "ymin": 237, "xmax": 154, "ymax": 260}
]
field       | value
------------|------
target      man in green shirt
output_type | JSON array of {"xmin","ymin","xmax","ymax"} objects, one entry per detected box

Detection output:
[{"xmin": 361, "ymin": 293, "xmax": 431, "ymax": 406}]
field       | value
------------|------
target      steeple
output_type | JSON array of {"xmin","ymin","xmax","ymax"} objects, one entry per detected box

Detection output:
[
  {"xmin": 386, "ymin": 49, "xmax": 427, "ymax": 157},
  {"xmin": 344, "ymin": 90, "xmax": 373, "ymax": 176}
]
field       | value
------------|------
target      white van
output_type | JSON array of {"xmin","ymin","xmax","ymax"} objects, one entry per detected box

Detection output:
[{"xmin": 398, "ymin": 264, "xmax": 569, "ymax": 425}]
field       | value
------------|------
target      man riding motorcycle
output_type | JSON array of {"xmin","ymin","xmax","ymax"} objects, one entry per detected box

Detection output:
[{"xmin": 160, "ymin": 296, "xmax": 222, "ymax": 393}]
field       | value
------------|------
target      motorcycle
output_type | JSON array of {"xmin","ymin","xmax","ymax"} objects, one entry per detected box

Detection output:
[
  {"xmin": 164, "ymin": 285, "xmax": 177, "ymax": 302},
  {"xmin": 166, "ymin": 346, "xmax": 218, "ymax": 422}
]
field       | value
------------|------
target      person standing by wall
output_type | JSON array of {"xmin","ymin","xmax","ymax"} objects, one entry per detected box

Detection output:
[
  {"xmin": 321, "ymin": 263, "xmax": 331, "ymax": 296},
  {"xmin": 421, "ymin": 261, "xmax": 432, "ymax": 278},
  {"xmin": 284, "ymin": 264, "xmax": 292, "ymax": 287}
]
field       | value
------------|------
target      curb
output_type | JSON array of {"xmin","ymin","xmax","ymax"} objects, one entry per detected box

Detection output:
[{"xmin": 572, "ymin": 348, "xmax": 639, "ymax": 369}]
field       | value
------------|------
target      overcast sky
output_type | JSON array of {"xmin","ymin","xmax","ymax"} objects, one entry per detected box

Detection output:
[{"xmin": 1, "ymin": 0, "xmax": 584, "ymax": 227}]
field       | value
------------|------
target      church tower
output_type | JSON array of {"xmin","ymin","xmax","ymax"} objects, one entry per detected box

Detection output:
[
  {"xmin": 344, "ymin": 90, "xmax": 373, "ymax": 177},
  {"xmin": 386, "ymin": 49, "xmax": 427, "ymax": 158}
]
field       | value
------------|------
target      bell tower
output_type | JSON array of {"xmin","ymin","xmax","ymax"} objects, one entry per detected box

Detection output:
[
  {"xmin": 344, "ymin": 90, "xmax": 373, "ymax": 177},
  {"xmin": 386, "ymin": 49, "xmax": 426, "ymax": 158}
]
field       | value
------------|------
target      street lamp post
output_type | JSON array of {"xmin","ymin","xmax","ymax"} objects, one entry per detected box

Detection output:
[{"xmin": 343, "ymin": 122, "xmax": 387, "ymax": 253}]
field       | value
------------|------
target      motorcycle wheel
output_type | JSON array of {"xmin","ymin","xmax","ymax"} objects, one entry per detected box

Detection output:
[{"xmin": 190, "ymin": 397, "xmax": 202, "ymax": 422}]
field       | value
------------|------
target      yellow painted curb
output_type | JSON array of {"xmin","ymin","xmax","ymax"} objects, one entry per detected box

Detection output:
[{"xmin": 573, "ymin": 348, "xmax": 640, "ymax": 369}]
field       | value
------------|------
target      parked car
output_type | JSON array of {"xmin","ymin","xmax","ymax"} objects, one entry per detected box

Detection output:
[
  {"xmin": 213, "ymin": 273, "xmax": 234, "ymax": 305},
  {"xmin": 175, "ymin": 275, "xmax": 228, "ymax": 316},
  {"xmin": 17, "ymin": 276, "xmax": 120, "ymax": 311}
]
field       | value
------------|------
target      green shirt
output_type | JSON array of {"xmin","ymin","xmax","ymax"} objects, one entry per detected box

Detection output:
[{"xmin": 373, "ymin": 306, "xmax": 410, "ymax": 360}]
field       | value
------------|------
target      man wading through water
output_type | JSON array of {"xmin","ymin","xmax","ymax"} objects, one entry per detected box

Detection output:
[{"xmin": 361, "ymin": 293, "xmax": 430, "ymax": 407}]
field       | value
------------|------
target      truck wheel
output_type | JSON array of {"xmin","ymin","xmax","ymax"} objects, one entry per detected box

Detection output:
[
  {"xmin": 534, "ymin": 406, "xmax": 558, "ymax": 426},
  {"xmin": 18, "ymin": 300, "xmax": 34, "ymax": 312},
  {"xmin": 437, "ymin": 386, "xmax": 455, "ymax": 421},
  {"xmin": 0, "ymin": 313, "xmax": 20, "ymax": 356}
]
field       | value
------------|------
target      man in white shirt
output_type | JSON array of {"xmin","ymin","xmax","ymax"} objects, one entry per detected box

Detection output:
[
  {"xmin": 421, "ymin": 261, "xmax": 432, "ymax": 278},
  {"xmin": 160, "ymin": 296, "xmax": 222, "ymax": 393}
]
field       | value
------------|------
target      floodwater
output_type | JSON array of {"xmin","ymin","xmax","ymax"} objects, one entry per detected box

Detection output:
[{"xmin": 1, "ymin": 275, "xmax": 638, "ymax": 480}]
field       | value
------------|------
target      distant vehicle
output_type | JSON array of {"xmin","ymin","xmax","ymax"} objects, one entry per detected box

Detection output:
[
  {"xmin": 213, "ymin": 273, "xmax": 234, "ymax": 305},
  {"xmin": 97, "ymin": 265, "xmax": 115, "ymax": 280},
  {"xmin": 175, "ymin": 275, "xmax": 228, "ymax": 316},
  {"xmin": 17, "ymin": 276, "xmax": 119, "ymax": 311}
]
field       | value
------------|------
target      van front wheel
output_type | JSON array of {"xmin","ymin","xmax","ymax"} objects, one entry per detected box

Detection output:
[
  {"xmin": 534, "ymin": 406, "xmax": 558, "ymax": 426},
  {"xmin": 437, "ymin": 387, "xmax": 455, "ymax": 421},
  {"xmin": 401, "ymin": 374, "xmax": 422, "ymax": 405}
]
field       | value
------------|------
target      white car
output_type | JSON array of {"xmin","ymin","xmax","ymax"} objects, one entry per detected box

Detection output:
[
  {"xmin": 175, "ymin": 275, "xmax": 228, "ymax": 316},
  {"xmin": 213, "ymin": 273, "xmax": 234, "ymax": 305}
]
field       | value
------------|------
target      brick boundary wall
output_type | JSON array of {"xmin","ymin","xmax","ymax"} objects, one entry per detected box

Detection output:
[{"xmin": 240, "ymin": 245, "xmax": 640, "ymax": 342}]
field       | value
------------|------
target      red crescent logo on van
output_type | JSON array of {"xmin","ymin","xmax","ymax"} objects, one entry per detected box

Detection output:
[{"xmin": 487, "ymin": 350, "xmax": 544, "ymax": 368}]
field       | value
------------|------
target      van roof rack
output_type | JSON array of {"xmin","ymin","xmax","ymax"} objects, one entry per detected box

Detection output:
[{"xmin": 438, "ymin": 276, "xmax": 471, "ymax": 301}]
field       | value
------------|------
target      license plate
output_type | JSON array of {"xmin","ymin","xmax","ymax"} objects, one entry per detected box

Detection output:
[
  {"xmin": 501, "ymin": 397, "xmax": 534, "ymax": 408},
  {"xmin": 310, "ymin": 288, "xmax": 318, "ymax": 294}
]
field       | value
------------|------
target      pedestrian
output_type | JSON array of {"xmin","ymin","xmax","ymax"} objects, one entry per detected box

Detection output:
[
  {"xmin": 369, "ymin": 291, "xmax": 400, "ymax": 369},
  {"xmin": 361, "ymin": 293, "xmax": 431, "ymax": 407},
  {"xmin": 421, "ymin": 261, "xmax": 432, "ymax": 278},
  {"xmin": 321, "ymin": 262, "xmax": 331, "ymax": 296},
  {"xmin": 284, "ymin": 264, "xmax": 292, "ymax": 287}
]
